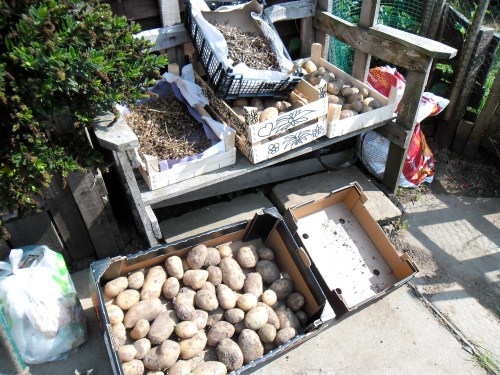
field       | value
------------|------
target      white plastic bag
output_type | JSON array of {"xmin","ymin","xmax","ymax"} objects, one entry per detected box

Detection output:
[{"xmin": 0, "ymin": 245, "xmax": 87, "ymax": 364}]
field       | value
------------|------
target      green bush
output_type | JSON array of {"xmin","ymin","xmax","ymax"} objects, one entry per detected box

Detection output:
[{"xmin": 0, "ymin": 0, "xmax": 167, "ymax": 237}]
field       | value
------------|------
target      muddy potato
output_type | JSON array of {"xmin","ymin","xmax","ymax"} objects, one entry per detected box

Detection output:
[
  {"xmin": 295, "ymin": 311, "xmax": 309, "ymax": 326},
  {"xmin": 236, "ymin": 245, "xmax": 259, "ymax": 268},
  {"xmin": 258, "ymin": 324, "xmax": 277, "ymax": 343},
  {"xmin": 127, "ymin": 271, "xmax": 144, "ymax": 290},
  {"xmin": 133, "ymin": 338, "xmax": 151, "ymax": 360},
  {"xmin": 168, "ymin": 360, "xmax": 192, "ymax": 375},
  {"xmin": 176, "ymin": 302, "xmax": 196, "ymax": 321},
  {"xmin": 234, "ymin": 98, "xmax": 249, "ymax": 107},
  {"xmin": 207, "ymin": 307, "xmax": 225, "ymax": 327},
  {"xmin": 360, "ymin": 87, "xmax": 370, "ymax": 98},
  {"xmin": 276, "ymin": 307, "xmax": 300, "ymax": 330},
  {"xmin": 224, "ymin": 308, "xmax": 245, "ymax": 324},
  {"xmin": 303, "ymin": 60, "xmax": 317, "ymax": 74},
  {"xmin": 286, "ymin": 292, "xmax": 305, "ymax": 312},
  {"xmin": 141, "ymin": 266, "xmax": 167, "ymax": 300},
  {"xmin": 250, "ymin": 98, "xmax": 265, "ymax": 112},
  {"xmin": 269, "ymin": 278, "xmax": 294, "ymax": 300},
  {"xmin": 216, "ymin": 284, "xmax": 237, "ymax": 310},
  {"xmin": 327, "ymin": 80, "xmax": 343, "ymax": 95},
  {"xmin": 200, "ymin": 281, "xmax": 216, "ymax": 295},
  {"xmin": 124, "ymin": 298, "xmax": 163, "ymax": 328},
  {"xmin": 130, "ymin": 319, "xmax": 150, "ymax": 340},
  {"xmin": 259, "ymin": 107, "xmax": 279, "ymax": 122},
  {"xmin": 347, "ymin": 92, "xmax": 363, "ymax": 104},
  {"xmin": 207, "ymin": 321, "xmax": 235, "ymax": 346},
  {"xmin": 148, "ymin": 310, "xmax": 177, "ymax": 345},
  {"xmin": 340, "ymin": 86, "xmax": 354, "ymax": 97},
  {"xmin": 115, "ymin": 289, "xmax": 140, "ymax": 311},
  {"xmin": 217, "ymin": 244, "xmax": 233, "ymax": 258},
  {"xmin": 111, "ymin": 322, "xmax": 127, "ymax": 347},
  {"xmin": 122, "ymin": 359, "xmax": 144, "ymax": 375},
  {"xmin": 349, "ymin": 99, "xmax": 363, "ymax": 112},
  {"xmin": 328, "ymin": 95, "xmax": 344, "ymax": 105},
  {"xmin": 163, "ymin": 277, "xmax": 180, "ymax": 300},
  {"xmin": 183, "ymin": 270, "xmax": 208, "ymax": 290},
  {"xmin": 219, "ymin": 257, "xmax": 245, "ymax": 291},
  {"xmin": 275, "ymin": 327, "xmax": 297, "ymax": 346},
  {"xmin": 217, "ymin": 338, "xmax": 244, "ymax": 370},
  {"xmin": 237, "ymin": 293, "xmax": 258, "ymax": 312},
  {"xmin": 118, "ymin": 344, "xmax": 137, "ymax": 363},
  {"xmin": 104, "ymin": 277, "xmax": 128, "ymax": 298},
  {"xmin": 165, "ymin": 256, "xmax": 184, "ymax": 279},
  {"xmin": 361, "ymin": 105, "xmax": 374, "ymax": 113},
  {"xmin": 340, "ymin": 109, "xmax": 358, "ymax": 119},
  {"xmin": 143, "ymin": 340, "xmax": 180, "ymax": 370},
  {"xmin": 256, "ymin": 260, "xmax": 281, "ymax": 284},
  {"xmin": 191, "ymin": 309, "xmax": 208, "ymax": 330},
  {"xmin": 257, "ymin": 247, "xmax": 274, "ymax": 261},
  {"xmin": 257, "ymin": 302, "xmax": 280, "ymax": 329},
  {"xmin": 175, "ymin": 287, "xmax": 196, "ymax": 307},
  {"xmin": 244, "ymin": 306, "xmax": 268, "ymax": 330},
  {"xmin": 195, "ymin": 289, "xmax": 219, "ymax": 311},
  {"xmin": 179, "ymin": 330, "xmax": 208, "ymax": 360},
  {"xmin": 207, "ymin": 266, "xmax": 222, "ymax": 286},
  {"xmin": 175, "ymin": 321, "xmax": 199, "ymax": 339},
  {"xmin": 276, "ymin": 101, "xmax": 292, "ymax": 112},
  {"xmin": 234, "ymin": 320, "xmax": 246, "ymax": 334},
  {"xmin": 193, "ymin": 361, "xmax": 228, "ymax": 375},
  {"xmin": 239, "ymin": 329, "xmax": 264, "ymax": 364},
  {"xmin": 243, "ymin": 272, "xmax": 263, "ymax": 297},
  {"xmin": 106, "ymin": 304, "xmax": 124, "ymax": 325},
  {"xmin": 187, "ymin": 244, "xmax": 208, "ymax": 270},
  {"xmin": 204, "ymin": 247, "xmax": 221, "ymax": 267}
]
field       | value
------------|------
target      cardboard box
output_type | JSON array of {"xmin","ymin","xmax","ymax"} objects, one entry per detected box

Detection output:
[
  {"xmin": 90, "ymin": 208, "xmax": 335, "ymax": 375},
  {"xmin": 284, "ymin": 183, "xmax": 418, "ymax": 316}
]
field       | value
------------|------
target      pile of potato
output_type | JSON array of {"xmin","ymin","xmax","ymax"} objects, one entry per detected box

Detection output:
[
  {"xmin": 300, "ymin": 60, "xmax": 383, "ymax": 120},
  {"xmin": 103, "ymin": 243, "xmax": 308, "ymax": 375}
]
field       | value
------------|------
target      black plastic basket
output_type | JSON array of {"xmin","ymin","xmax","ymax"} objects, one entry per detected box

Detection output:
[
  {"xmin": 205, "ymin": 0, "xmax": 265, "ymax": 11},
  {"xmin": 185, "ymin": 1, "xmax": 302, "ymax": 99}
]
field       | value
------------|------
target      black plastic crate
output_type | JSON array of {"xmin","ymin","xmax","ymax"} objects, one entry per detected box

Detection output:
[
  {"xmin": 205, "ymin": 0, "xmax": 265, "ymax": 11},
  {"xmin": 185, "ymin": 1, "xmax": 302, "ymax": 99}
]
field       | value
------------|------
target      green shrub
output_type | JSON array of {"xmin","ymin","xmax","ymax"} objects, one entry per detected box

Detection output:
[{"xmin": 0, "ymin": 0, "xmax": 167, "ymax": 237}]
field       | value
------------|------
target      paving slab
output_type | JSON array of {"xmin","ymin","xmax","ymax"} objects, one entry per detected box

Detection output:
[
  {"xmin": 270, "ymin": 166, "xmax": 401, "ymax": 224},
  {"xmin": 400, "ymin": 194, "xmax": 500, "ymax": 361}
]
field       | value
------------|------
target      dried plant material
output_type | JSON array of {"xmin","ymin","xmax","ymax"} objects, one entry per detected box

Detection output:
[
  {"xmin": 215, "ymin": 23, "xmax": 280, "ymax": 71},
  {"xmin": 126, "ymin": 96, "xmax": 212, "ymax": 161}
]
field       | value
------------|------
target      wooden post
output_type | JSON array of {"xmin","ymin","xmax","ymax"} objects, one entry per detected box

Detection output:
[
  {"xmin": 426, "ymin": 0, "xmax": 446, "ymax": 40},
  {"xmin": 352, "ymin": 0, "xmax": 381, "ymax": 82},
  {"xmin": 316, "ymin": 0, "xmax": 334, "ymax": 59},
  {"xmin": 420, "ymin": 0, "xmax": 437, "ymax": 37}
]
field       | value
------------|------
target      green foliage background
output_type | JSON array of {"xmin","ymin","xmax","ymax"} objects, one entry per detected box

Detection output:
[{"xmin": 0, "ymin": 0, "xmax": 167, "ymax": 237}]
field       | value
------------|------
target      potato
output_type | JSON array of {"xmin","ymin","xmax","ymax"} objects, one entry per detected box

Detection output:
[
  {"xmin": 106, "ymin": 304, "xmax": 124, "ymax": 325},
  {"xmin": 103, "ymin": 277, "xmax": 128, "ymax": 298},
  {"xmin": 347, "ymin": 92, "xmax": 363, "ymax": 104},
  {"xmin": 224, "ymin": 308, "xmax": 245, "ymax": 324},
  {"xmin": 219, "ymin": 257, "xmax": 245, "ymax": 291},
  {"xmin": 361, "ymin": 105, "xmax": 374, "ymax": 113},
  {"xmin": 133, "ymin": 338, "xmax": 151, "ymax": 359},
  {"xmin": 207, "ymin": 321, "xmax": 235, "ymax": 346},
  {"xmin": 175, "ymin": 287, "xmax": 196, "ymax": 307},
  {"xmin": 286, "ymin": 292, "xmax": 305, "ymax": 312},
  {"xmin": 148, "ymin": 310, "xmax": 177, "ymax": 345},
  {"xmin": 258, "ymin": 324, "xmax": 277, "ymax": 343},
  {"xmin": 217, "ymin": 338, "xmax": 244, "ymax": 371},
  {"xmin": 237, "ymin": 293, "xmax": 258, "ymax": 312},
  {"xmin": 193, "ymin": 361, "xmax": 228, "ymax": 375},
  {"xmin": 363, "ymin": 97, "xmax": 381, "ymax": 109},
  {"xmin": 207, "ymin": 266, "xmax": 222, "ymax": 286},
  {"xmin": 276, "ymin": 307, "xmax": 300, "ymax": 330},
  {"xmin": 275, "ymin": 101, "xmax": 292, "ymax": 112},
  {"xmin": 257, "ymin": 247, "xmax": 274, "ymax": 261},
  {"xmin": 360, "ymin": 87, "xmax": 370, "ymax": 98},
  {"xmin": 111, "ymin": 322, "xmax": 127, "ymax": 347},
  {"xmin": 191, "ymin": 310, "xmax": 208, "ymax": 330},
  {"xmin": 217, "ymin": 284, "xmax": 238, "ymax": 310},
  {"xmin": 165, "ymin": 256, "xmax": 184, "ymax": 279},
  {"xmin": 340, "ymin": 109, "xmax": 358, "ymax": 119},
  {"xmin": 257, "ymin": 302, "xmax": 280, "ymax": 329},
  {"xmin": 256, "ymin": 260, "xmax": 281, "ymax": 284},
  {"xmin": 175, "ymin": 321, "xmax": 199, "ymax": 339},
  {"xmin": 327, "ymin": 80, "xmax": 343, "ymax": 95},
  {"xmin": 291, "ymin": 99, "xmax": 306, "ymax": 109},
  {"xmin": 239, "ymin": 329, "xmax": 264, "ymax": 364},
  {"xmin": 163, "ymin": 277, "xmax": 180, "ymax": 300},
  {"xmin": 207, "ymin": 307, "xmax": 225, "ymax": 327},
  {"xmin": 243, "ymin": 272, "xmax": 263, "ymax": 297},
  {"xmin": 127, "ymin": 271, "xmax": 144, "ymax": 290},
  {"xmin": 250, "ymin": 98, "xmax": 265, "ymax": 112},
  {"xmin": 115, "ymin": 289, "xmax": 140, "ymax": 311},
  {"xmin": 179, "ymin": 330, "xmax": 207, "ymax": 360},
  {"xmin": 234, "ymin": 320, "xmax": 246, "ymax": 334},
  {"xmin": 308, "ymin": 74, "xmax": 321, "ymax": 86},
  {"xmin": 303, "ymin": 60, "xmax": 317, "ymax": 74},
  {"xmin": 204, "ymin": 247, "xmax": 221, "ymax": 267},
  {"xmin": 328, "ymin": 95, "xmax": 344, "ymax": 105},
  {"xmin": 176, "ymin": 302, "xmax": 196, "ymax": 321},
  {"xmin": 118, "ymin": 344, "xmax": 137, "ymax": 363},
  {"xmin": 195, "ymin": 289, "xmax": 219, "ymax": 311},
  {"xmin": 269, "ymin": 278, "xmax": 294, "ymax": 300},
  {"xmin": 275, "ymin": 327, "xmax": 297, "ymax": 346},
  {"xmin": 295, "ymin": 311, "xmax": 309, "ymax": 326},
  {"xmin": 130, "ymin": 319, "xmax": 150, "ymax": 340},
  {"xmin": 244, "ymin": 306, "xmax": 269, "ymax": 330},
  {"xmin": 168, "ymin": 360, "xmax": 192, "ymax": 375},
  {"xmin": 340, "ymin": 86, "xmax": 354, "ymax": 97},
  {"xmin": 122, "ymin": 359, "xmax": 144, "ymax": 375},
  {"xmin": 200, "ymin": 281, "xmax": 216, "ymax": 295},
  {"xmin": 141, "ymin": 266, "xmax": 167, "ymax": 300},
  {"xmin": 234, "ymin": 98, "xmax": 249, "ymax": 107},
  {"xmin": 124, "ymin": 298, "xmax": 163, "ymax": 328},
  {"xmin": 217, "ymin": 244, "xmax": 233, "ymax": 258},
  {"xmin": 146, "ymin": 372, "xmax": 164, "ymax": 375},
  {"xmin": 261, "ymin": 290, "xmax": 277, "ymax": 307},
  {"xmin": 260, "ymin": 107, "xmax": 279, "ymax": 122},
  {"xmin": 183, "ymin": 270, "xmax": 208, "ymax": 290},
  {"xmin": 348, "ymin": 99, "xmax": 363, "ymax": 112},
  {"xmin": 187, "ymin": 244, "xmax": 208, "ymax": 270},
  {"xmin": 143, "ymin": 340, "xmax": 180, "ymax": 370},
  {"xmin": 236, "ymin": 245, "xmax": 259, "ymax": 268}
]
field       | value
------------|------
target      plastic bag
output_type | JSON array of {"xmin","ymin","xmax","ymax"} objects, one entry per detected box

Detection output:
[
  {"xmin": 359, "ymin": 66, "xmax": 449, "ymax": 187},
  {"xmin": 0, "ymin": 245, "xmax": 87, "ymax": 364}
]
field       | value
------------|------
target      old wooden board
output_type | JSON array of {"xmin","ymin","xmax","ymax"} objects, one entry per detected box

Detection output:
[{"xmin": 135, "ymin": 24, "xmax": 191, "ymax": 52}]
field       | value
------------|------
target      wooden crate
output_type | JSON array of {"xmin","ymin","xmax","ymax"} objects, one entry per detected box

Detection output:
[
  {"xmin": 305, "ymin": 44, "xmax": 400, "ymax": 139},
  {"xmin": 195, "ymin": 73, "xmax": 329, "ymax": 164}
]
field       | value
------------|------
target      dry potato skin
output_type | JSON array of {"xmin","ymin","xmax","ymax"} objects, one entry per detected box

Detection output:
[
  {"xmin": 217, "ymin": 338, "xmax": 244, "ymax": 371},
  {"xmin": 239, "ymin": 329, "xmax": 264, "ymax": 364},
  {"xmin": 207, "ymin": 321, "xmax": 235, "ymax": 346}
]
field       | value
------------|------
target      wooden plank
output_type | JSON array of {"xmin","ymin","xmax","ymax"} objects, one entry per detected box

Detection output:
[
  {"xmin": 426, "ymin": 0, "xmax": 446, "ymax": 40},
  {"xmin": 315, "ymin": 0, "xmax": 333, "ymax": 59},
  {"xmin": 300, "ymin": 17, "xmax": 314, "ymax": 58},
  {"xmin": 44, "ymin": 175, "xmax": 95, "ymax": 261},
  {"xmin": 134, "ymin": 24, "xmax": 191, "ymax": 52},
  {"xmin": 159, "ymin": 0, "xmax": 181, "ymax": 27},
  {"xmin": 452, "ymin": 119, "xmax": 474, "ymax": 154},
  {"xmin": 352, "ymin": 0, "xmax": 380, "ymax": 82},
  {"xmin": 314, "ymin": 12, "xmax": 439, "ymax": 72},
  {"xmin": 145, "ymin": 206, "xmax": 162, "ymax": 240},
  {"xmin": 368, "ymin": 24, "xmax": 457, "ymax": 59},
  {"xmin": 67, "ymin": 171, "xmax": 120, "ymax": 259},
  {"xmin": 420, "ymin": 0, "xmax": 436, "ymax": 37},
  {"xmin": 263, "ymin": 0, "xmax": 315, "ymax": 23},
  {"xmin": 93, "ymin": 113, "xmax": 139, "ymax": 152}
]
